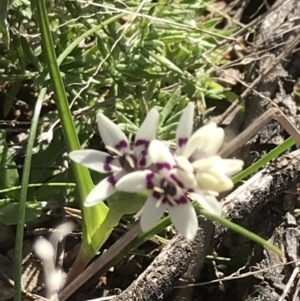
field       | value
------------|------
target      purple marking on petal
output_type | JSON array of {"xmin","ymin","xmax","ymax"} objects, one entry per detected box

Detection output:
[
  {"xmin": 175, "ymin": 195, "xmax": 188, "ymax": 204},
  {"xmin": 139, "ymin": 156, "xmax": 147, "ymax": 167},
  {"xmin": 141, "ymin": 149, "xmax": 147, "ymax": 156},
  {"xmin": 135, "ymin": 139, "xmax": 150, "ymax": 148},
  {"xmin": 170, "ymin": 173, "xmax": 184, "ymax": 188},
  {"xmin": 152, "ymin": 191, "xmax": 161, "ymax": 199},
  {"xmin": 157, "ymin": 162, "xmax": 172, "ymax": 170},
  {"xmin": 161, "ymin": 195, "xmax": 188, "ymax": 206},
  {"xmin": 162, "ymin": 196, "xmax": 172, "ymax": 206},
  {"xmin": 104, "ymin": 156, "xmax": 114, "ymax": 172},
  {"xmin": 146, "ymin": 173, "xmax": 155, "ymax": 189},
  {"xmin": 178, "ymin": 138, "xmax": 188, "ymax": 148},
  {"xmin": 115, "ymin": 139, "xmax": 128, "ymax": 151},
  {"xmin": 107, "ymin": 174, "xmax": 117, "ymax": 186},
  {"xmin": 189, "ymin": 149, "xmax": 207, "ymax": 162}
]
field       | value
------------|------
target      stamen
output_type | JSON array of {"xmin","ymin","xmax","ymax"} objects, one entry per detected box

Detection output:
[
  {"xmin": 119, "ymin": 153, "xmax": 137, "ymax": 172},
  {"xmin": 106, "ymin": 145, "xmax": 122, "ymax": 156},
  {"xmin": 155, "ymin": 196, "xmax": 164, "ymax": 208},
  {"xmin": 154, "ymin": 186, "xmax": 164, "ymax": 194},
  {"xmin": 168, "ymin": 197, "xmax": 177, "ymax": 206}
]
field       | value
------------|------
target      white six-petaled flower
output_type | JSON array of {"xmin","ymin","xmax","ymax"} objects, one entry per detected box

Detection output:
[
  {"xmin": 116, "ymin": 139, "xmax": 199, "ymax": 240},
  {"xmin": 69, "ymin": 103, "xmax": 244, "ymax": 241},
  {"xmin": 116, "ymin": 103, "xmax": 244, "ymax": 240},
  {"xmin": 174, "ymin": 103, "xmax": 244, "ymax": 215},
  {"xmin": 69, "ymin": 109, "xmax": 159, "ymax": 206}
]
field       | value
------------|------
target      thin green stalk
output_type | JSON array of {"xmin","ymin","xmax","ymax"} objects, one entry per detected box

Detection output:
[
  {"xmin": 199, "ymin": 209, "xmax": 281, "ymax": 254},
  {"xmin": 96, "ymin": 202, "xmax": 281, "ymax": 280},
  {"xmin": 233, "ymin": 137, "xmax": 295, "ymax": 183},
  {"xmin": 129, "ymin": 204, "xmax": 281, "ymax": 255},
  {"xmin": 0, "ymin": 0, "xmax": 9, "ymax": 48},
  {"xmin": 0, "ymin": 182, "xmax": 76, "ymax": 194},
  {"xmin": 36, "ymin": 0, "xmax": 92, "ymax": 199},
  {"xmin": 36, "ymin": 0, "xmax": 109, "ymax": 255},
  {"xmin": 14, "ymin": 88, "xmax": 46, "ymax": 301}
]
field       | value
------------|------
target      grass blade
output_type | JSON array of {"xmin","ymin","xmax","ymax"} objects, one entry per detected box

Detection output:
[
  {"xmin": 36, "ymin": 0, "xmax": 109, "ymax": 256},
  {"xmin": 14, "ymin": 88, "xmax": 46, "ymax": 301}
]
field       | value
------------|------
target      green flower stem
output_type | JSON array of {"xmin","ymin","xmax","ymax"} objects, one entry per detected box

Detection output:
[
  {"xmin": 14, "ymin": 88, "xmax": 46, "ymax": 301},
  {"xmin": 131, "ymin": 203, "xmax": 281, "ymax": 255},
  {"xmin": 36, "ymin": 0, "xmax": 108, "ymax": 255},
  {"xmin": 92, "ymin": 202, "xmax": 281, "ymax": 285},
  {"xmin": 199, "ymin": 209, "xmax": 281, "ymax": 255},
  {"xmin": 233, "ymin": 137, "xmax": 295, "ymax": 183}
]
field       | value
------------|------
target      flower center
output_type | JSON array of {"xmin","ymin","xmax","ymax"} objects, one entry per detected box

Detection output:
[
  {"xmin": 119, "ymin": 153, "xmax": 137, "ymax": 172},
  {"xmin": 159, "ymin": 178, "xmax": 177, "ymax": 197}
]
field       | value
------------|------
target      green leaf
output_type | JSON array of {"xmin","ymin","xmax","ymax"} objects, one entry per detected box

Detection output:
[
  {"xmin": 202, "ymin": 18, "xmax": 222, "ymax": 28},
  {"xmin": 0, "ymin": 0, "xmax": 9, "ymax": 48},
  {"xmin": 36, "ymin": 0, "xmax": 110, "ymax": 259},
  {"xmin": 159, "ymin": 89, "xmax": 181, "ymax": 125},
  {"xmin": 30, "ymin": 119, "xmax": 92, "ymax": 184},
  {"xmin": 88, "ymin": 191, "xmax": 147, "ymax": 252},
  {"xmin": 108, "ymin": 191, "xmax": 147, "ymax": 222},
  {"xmin": 4, "ymin": 81, "xmax": 22, "ymax": 117},
  {"xmin": 0, "ymin": 201, "xmax": 42, "ymax": 225},
  {"xmin": 13, "ymin": 88, "xmax": 47, "ymax": 301},
  {"xmin": 0, "ymin": 131, "xmax": 20, "ymax": 198}
]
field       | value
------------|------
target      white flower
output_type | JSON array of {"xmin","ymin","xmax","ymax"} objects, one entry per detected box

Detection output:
[
  {"xmin": 69, "ymin": 109, "xmax": 159, "ymax": 206},
  {"xmin": 116, "ymin": 139, "xmax": 199, "ymax": 240},
  {"xmin": 174, "ymin": 103, "xmax": 244, "ymax": 213}
]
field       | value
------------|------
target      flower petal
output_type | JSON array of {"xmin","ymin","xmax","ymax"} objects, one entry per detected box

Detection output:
[
  {"xmin": 85, "ymin": 171, "xmax": 126, "ymax": 206},
  {"xmin": 202, "ymin": 127, "xmax": 224, "ymax": 156},
  {"xmin": 116, "ymin": 170, "xmax": 157, "ymax": 192},
  {"xmin": 194, "ymin": 157, "xmax": 243, "ymax": 176},
  {"xmin": 183, "ymin": 123, "xmax": 224, "ymax": 159},
  {"xmin": 190, "ymin": 192, "xmax": 221, "ymax": 215},
  {"xmin": 171, "ymin": 168, "xmax": 197, "ymax": 190},
  {"xmin": 69, "ymin": 150, "xmax": 121, "ymax": 173},
  {"xmin": 97, "ymin": 113, "xmax": 130, "ymax": 153},
  {"xmin": 140, "ymin": 194, "xmax": 166, "ymax": 231},
  {"xmin": 176, "ymin": 103, "xmax": 194, "ymax": 155},
  {"xmin": 183, "ymin": 123, "xmax": 215, "ymax": 159},
  {"xmin": 196, "ymin": 171, "xmax": 234, "ymax": 192},
  {"xmin": 192, "ymin": 156, "xmax": 220, "ymax": 171},
  {"xmin": 176, "ymin": 155, "xmax": 194, "ymax": 172},
  {"xmin": 85, "ymin": 178, "xmax": 116, "ymax": 206},
  {"xmin": 219, "ymin": 159, "xmax": 244, "ymax": 176},
  {"xmin": 136, "ymin": 108, "xmax": 159, "ymax": 141},
  {"xmin": 149, "ymin": 140, "xmax": 176, "ymax": 176},
  {"xmin": 134, "ymin": 108, "xmax": 159, "ymax": 167},
  {"xmin": 168, "ymin": 202, "xmax": 198, "ymax": 240}
]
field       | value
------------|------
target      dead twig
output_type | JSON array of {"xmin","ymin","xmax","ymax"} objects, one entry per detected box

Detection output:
[
  {"xmin": 174, "ymin": 260, "xmax": 300, "ymax": 289},
  {"xmin": 216, "ymin": 35, "xmax": 300, "ymax": 126}
]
